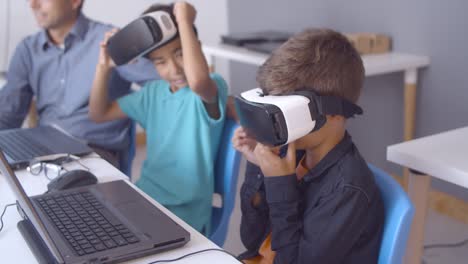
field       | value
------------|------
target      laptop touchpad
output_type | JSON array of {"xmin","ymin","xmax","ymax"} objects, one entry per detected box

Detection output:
[
  {"xmin": 94, "ymin": 180, "xmax": 142, "ymax": 204},
  {"xmin": 116, "ymin": 201, "xmax": 182, "ymax": 240}
]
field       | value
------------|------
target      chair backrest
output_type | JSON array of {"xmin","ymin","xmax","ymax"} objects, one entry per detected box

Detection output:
[
  {"xmin": 119, "ymin": 121, "xmax": 136, "ymax": 177},
  {"xmin": 367, "ymin": 163, "xmax": 414, "ymax": 264},
  {"xmin": 210, "ymin": 119, "xmax": 241, "ymax": 246}
]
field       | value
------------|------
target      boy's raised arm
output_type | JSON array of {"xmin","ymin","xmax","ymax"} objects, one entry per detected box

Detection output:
[
  {"xmin": 89, "ymin": 30, "xmax": 127, "ymax": 123},
  {"xmin": 174, "ymin": 2, "xmax": 219, "ymax": 116}
]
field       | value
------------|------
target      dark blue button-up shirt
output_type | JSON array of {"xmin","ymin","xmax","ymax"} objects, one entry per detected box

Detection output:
[
  {"xmin": 0, "ymin": 14, "xmax": 158, "ymax": 150},
  {"xmin": 239, "ymin": 133, "xmax": 384, "ymax": 263}
]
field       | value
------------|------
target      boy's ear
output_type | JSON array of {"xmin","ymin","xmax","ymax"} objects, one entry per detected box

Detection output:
[{"xmin": 71, "ymin": 0, "xmax": 83, "ymax": 11}]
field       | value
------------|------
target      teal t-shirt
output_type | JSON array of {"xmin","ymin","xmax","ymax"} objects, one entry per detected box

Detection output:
[{"xmin": 117, "ymin": 73, "xmax": 228, "ymax": 234}]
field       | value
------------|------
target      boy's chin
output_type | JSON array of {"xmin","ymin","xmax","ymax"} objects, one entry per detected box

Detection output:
[
  {"xmin": 175, "ymin": 83, "xmax": 188, "ymax": 89},
  {"xmin": 169, "ymin": 79, "xmax": 187, "ymax": 88}
]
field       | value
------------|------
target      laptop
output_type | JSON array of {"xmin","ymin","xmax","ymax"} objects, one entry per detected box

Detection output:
[
  {"xmin": 0, "ymin": 151, "xmax": 190, "ymax": 264},
  {"xmin": 0, "ymin": 125, "xmax": 93, "ymax": 169},
  {"xmin": 221, "ymin": 30, "xmax": 291, "ymax": 46},
  {"xmin": 243, "ymin": 41, "xmax": 283, "ymax": 54}
]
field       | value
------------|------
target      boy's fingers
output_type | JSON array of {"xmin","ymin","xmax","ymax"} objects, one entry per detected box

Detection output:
[
  {"xmin": 104, "ymin": 29, "xmax": 118, "ymax": 41},
  {"xmin": 240, "ymin": 145, "xmax": 253, "ymax": 154},
  {"xmin": 231, "ymin": 137, "xmax": 238, "ymax": 147},
  {"xmin": 286, "ymin": 142, "xmax": 296, "ymax": 165},
  {"xmin": 231, "ymin": 136, "xmax": 237, "ymax": 145},
  {"xmin": 234, "ymin": 127, "xmax": 246, "ymax": 136},
  {"xmin": 233, "ymin": 127, "xmax": 242, "ymax": 137},
  {"xmin": 244, "ymin": 139, "xmax": 257, "ymax": 147},
  {"xmin": 232, "ymin": 129, "xmax": 242, "ymax": 143}
]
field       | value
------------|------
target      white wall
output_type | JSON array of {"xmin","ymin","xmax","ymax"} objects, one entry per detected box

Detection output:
[
  {"xmin": 83, "ymin": 0, "xmax": 152, "ymax": 28},
  {"xmin": 0, "ymin": 0, "xmax": 9, "ymax": 72},
  {"xmin": 1, "ymin": 0, "xmax": 230, "ymax": 88},
  {"xmin": 0, "ymin": 0, "xmax": 38, "ymax": 73}
]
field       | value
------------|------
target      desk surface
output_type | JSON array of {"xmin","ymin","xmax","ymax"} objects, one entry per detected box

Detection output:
[
  {"xmin": 387, "ymin": 126, "xmax": 468, "ymax": 189},
  {"xmin": 202, "ymin": 44, "xmax": 430, "ymax": 76},
  {"xmin": 0, "ymin": 154, "xmax": 239, "ymax": 263}
]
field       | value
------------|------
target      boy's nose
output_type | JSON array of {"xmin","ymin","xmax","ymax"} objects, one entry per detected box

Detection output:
[{"xmin": 168, "ymin": 60, "xmax": 183, "ymax": 75}]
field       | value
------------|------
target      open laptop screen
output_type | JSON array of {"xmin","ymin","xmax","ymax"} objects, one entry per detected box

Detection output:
[{"xmin": 0, "ymin": 150, "xmax": 64, "ymax": 263}]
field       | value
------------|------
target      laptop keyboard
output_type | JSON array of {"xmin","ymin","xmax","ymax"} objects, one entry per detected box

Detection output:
[
  {"xmin": 36, "ymin": 192, "xmax": 140, "ymax": 256},
  {"xmin": 0, "ymin": 132, "xmax": 50, "ymax": 161}
]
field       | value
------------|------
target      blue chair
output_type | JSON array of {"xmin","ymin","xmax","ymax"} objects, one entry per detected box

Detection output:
[
  {"xmin": 368, "ymin": 164, "xmax": 414, "ymax": 264},
  {"xmin": 210, "ymin": 119, "xmax": 242, "ymax": 246},
  {"xmin": 119, "ymin": 121, "xmax": 136, "ymax": 177}
]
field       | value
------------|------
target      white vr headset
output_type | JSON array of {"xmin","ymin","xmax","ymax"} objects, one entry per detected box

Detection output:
[
  {"xmin": 235, "ymin": 88, "xmax": 363, "ymax": 147},
  {"xmin": 107, "ymin": 11, "xmax": 178, "ymax": 65}
]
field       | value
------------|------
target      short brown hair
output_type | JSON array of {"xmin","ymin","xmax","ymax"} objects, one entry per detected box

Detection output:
[{"xmin": 256, "ymin": 28, "xmax": 364, "ymax": 103}]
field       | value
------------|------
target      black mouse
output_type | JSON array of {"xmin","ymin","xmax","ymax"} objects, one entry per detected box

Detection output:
[{"xmin": 47, "ymin": 169, "xmax": 98, "ymax": 192}]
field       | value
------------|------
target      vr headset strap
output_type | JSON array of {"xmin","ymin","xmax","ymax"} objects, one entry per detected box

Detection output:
[{"xmin": 316, "ymin": 96, "xmax": 363, "ymax": 118}]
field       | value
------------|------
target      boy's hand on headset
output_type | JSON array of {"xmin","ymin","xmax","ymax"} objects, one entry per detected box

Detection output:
[
  {"xmin": 174, "ymin": 2, "xmax": 196, "ymax": 25},
  {"xmin": 254, "ymin": 142, "xmax": 296, "ymax": 177},
  {"xmin": 99, "ymin": 28, "xmax": 119, "ymax": 69},
  {"xmin": 232, "ymin": 127, "xmax": 259, "ymax": 166}
]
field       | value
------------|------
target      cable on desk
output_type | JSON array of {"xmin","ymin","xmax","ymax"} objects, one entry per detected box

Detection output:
[
  {"xmin": 0, "ymin": 203, "xmax": 17, "ymax": 233},
  {"xmin": 147, "ymin": 248, "xmax": 240, "ymax": 263},
  {"xmin": 421, "ymin": 238, "xmax": 468, "ymax": 264},
  {"xmin": 424, "ymin": 238, "xmax": 468, "ymax": 250}
]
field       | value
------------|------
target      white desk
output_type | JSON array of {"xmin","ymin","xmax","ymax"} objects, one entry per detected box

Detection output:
[
  {"xmin": 387, "ymin": 126, "xmax": 468, "ymax": 264},
  {"xmin": 0, "ymin": 155, "xmax": 239, "ymax": 263},
  {"xmin": 203, "ymin": 43, "xmax": 430, "ymax": 184}
]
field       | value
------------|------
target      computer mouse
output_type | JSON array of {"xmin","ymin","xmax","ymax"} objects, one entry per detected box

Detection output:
[{"xmin": 47, "ymin": 169, "xmax": 98, "ymax": 192}]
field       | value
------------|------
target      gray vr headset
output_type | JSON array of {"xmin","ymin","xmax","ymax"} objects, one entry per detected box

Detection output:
[
  {"xmin": 235, "ymin": 88, "xmax": 363, "ymax": 147},
  {"xmin": 107, "ymin": 11, "xmax": 178, "ymax": 65}
]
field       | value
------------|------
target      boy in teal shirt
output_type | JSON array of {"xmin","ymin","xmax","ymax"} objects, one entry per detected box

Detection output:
[{"xmin": 88, "ymin": 2, "xmax": 227, "ymax": 234}]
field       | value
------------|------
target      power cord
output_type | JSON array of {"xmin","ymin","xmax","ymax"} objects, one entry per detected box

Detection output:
[
  {"xmin": 147, "ymin": 248, "xmax": 240, "ymax": 263},
  {"xmin": 422, "ymin": 238, "xmax": 468, "ymax": 264},
  {"xmin": 424, "ymin": 238, "xmax": 468, "ymax": 250},
  {"xmin": 0, "ymin": 202, "xmax": 16, "ymax": 233}
]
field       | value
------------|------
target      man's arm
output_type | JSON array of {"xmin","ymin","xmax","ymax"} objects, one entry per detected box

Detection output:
[
  {"xmin": 265, "ymin": 177, "xmax": 371, "ymax": 264},
  {"xmin": 0, "ymin": 41, "xmax": 33, "ymax": 129},
  {"xmin": 174, "ymin": 2, "xmax": 219, "ymax": 119},
  {"xmin": 89, "ymin": 30, "xmax": 127, "ymax": 123}
]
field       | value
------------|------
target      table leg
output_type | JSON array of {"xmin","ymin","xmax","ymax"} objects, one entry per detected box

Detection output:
[
  {"xmin": 403, "ymin": 69, "xmax": 418, "ymax": 190},
  {"xmin": 404, "ymin": 170, "xmax": 431, "ymax": 264}
]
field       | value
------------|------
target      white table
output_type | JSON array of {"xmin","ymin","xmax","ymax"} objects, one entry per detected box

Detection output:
[
  {"xmin": 387, "ymin": 126, "xmax": 468, "ymax": 264},
  {"xmin": 203, "ymin": 43, "xmax": 430, "ymax": 184},
  {"xmin": 0, "ymin": 154, "xmax": 239, "ymax": 263}
]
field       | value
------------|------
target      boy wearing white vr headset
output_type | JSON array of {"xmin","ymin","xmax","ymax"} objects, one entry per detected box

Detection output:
[
  {"xmin": 233, "ymin": 29, "xmax": 384, "ymax": 264},
  {"xmin": 89, "ymin": 2, "xmax": 228, "ymax": 234}
]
